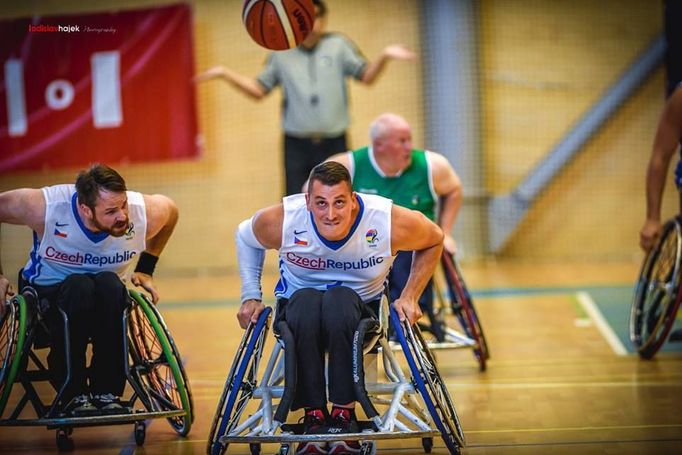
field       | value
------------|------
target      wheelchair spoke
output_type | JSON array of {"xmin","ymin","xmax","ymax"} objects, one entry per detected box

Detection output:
[
  {"xmin": 126, "ymin": 293, "xmax": 193, "ymax": 435},
  {"xmin": 1, "ymin": 297, "xmax": 26, "ymax": 417},
  {"xmin": 630, "ymin": 217, "xmax": 682, "ymax": 358}
]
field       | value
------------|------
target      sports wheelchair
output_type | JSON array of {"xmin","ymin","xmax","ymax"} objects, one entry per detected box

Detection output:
[
  {"xmin": 630, "ymin": 216, "xmax": 682, "ymax": 359},
  {"xmin": 207, "ymin": 295, "xmax": 466, "ymax": 455},
  {"xmin": 411, "ymin": 253, "xmax": 490, "ymax": 371},
  {"xmin": 0, "ymin": 285, "xmax": 194, "ymax": 451}
]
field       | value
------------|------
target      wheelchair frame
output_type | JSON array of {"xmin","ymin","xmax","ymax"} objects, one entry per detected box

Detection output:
[
  {"xmin": 409, "ymin": 253, "xmax": 490, "ymax": 371},
  {"xmin": 0, "ymin": 287, "xmax": 194, "ymax": 450},
  {"xmin": 630, "ymin": 216, "xmax": 682, "ymax": 359},
  {"xmin": 207, "ymin": 298, "xmax": 466, "ymax": 455}
]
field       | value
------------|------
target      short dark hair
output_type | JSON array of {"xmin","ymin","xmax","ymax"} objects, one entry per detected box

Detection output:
[
  {"xmin": 75, "ymin": 163, "xmax": 127, "ymax": 209},
  {"xmin": 312, "ymin": 0, "xmax": 327, "ymax": 17},
  {"xmin": 308, "ymin": 161, "xmax": 351, "ymax": 193}
]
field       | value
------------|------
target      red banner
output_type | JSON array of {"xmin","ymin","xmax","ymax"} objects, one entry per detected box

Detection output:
[{"xmin": 0, "ymin": 3, "xmax": 200, "ymax": 174}]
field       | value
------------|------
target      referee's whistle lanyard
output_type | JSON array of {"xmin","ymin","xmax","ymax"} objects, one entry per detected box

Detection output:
[{"xmin": 307, "ymin": 50, "xmax": 319, "ymax": 106}]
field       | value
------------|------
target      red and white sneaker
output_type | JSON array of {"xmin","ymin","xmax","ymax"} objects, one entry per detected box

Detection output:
[
  {"xmin": 296, "ymin": 408, "xmax": 328, "ymax": 455},
  {"xmin": 328, "ymin": 407, "xmax": 361, "ymax": 454},
  {"xmin": 328, "ymin": 440, "xmax": 361, "ymax": 455},
  {"xmin": 295, "ymin": 441, "xmax": 328, "ymax": 455}
]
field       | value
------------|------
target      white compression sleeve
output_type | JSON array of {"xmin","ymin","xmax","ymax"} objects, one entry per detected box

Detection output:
[{"xmin": 236, "ymin": 218, "xmax": 266, "ymax": 303}]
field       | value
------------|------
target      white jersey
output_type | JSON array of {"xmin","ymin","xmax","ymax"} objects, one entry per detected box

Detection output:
[
  {"xmin": 22, "ymin": 184, "xmax": 147, "ymax": 286},
  {"xmin": 275, "ymin": 193, "xmax": 395, "ymax": 302}
]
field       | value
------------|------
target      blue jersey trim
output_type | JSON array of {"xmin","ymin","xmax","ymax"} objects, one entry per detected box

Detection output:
[
  {"xmin": 23, "ymin": 231, "xmax": 42, "ymax": 283},
  {"xmin": 275, "ymin": 259, "xmax": 287, "ymax": 296},
  {"xmin": 71, "ymin": 193, "xmax": 109, "ymax": 244},
  {"xmin": 309, "ymin": 194, "xmax": 365, "ymax": 251}
]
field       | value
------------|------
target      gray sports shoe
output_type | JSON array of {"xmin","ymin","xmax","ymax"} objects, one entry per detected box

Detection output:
[
  {"xmin": 92, "ymin": 393, "xmax": 125, "ymax": 412},
  {"xmin": 66, "ymin": 394, "xmax": 97, "ymax": 416}
]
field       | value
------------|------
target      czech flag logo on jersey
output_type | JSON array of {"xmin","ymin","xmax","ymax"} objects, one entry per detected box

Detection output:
[{"xmin": 365, "ymin": 228, "xmax": 378, "ymax": 246}]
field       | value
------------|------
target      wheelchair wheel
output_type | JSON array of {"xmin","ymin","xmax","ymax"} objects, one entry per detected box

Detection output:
[
  {"xmin": 207, "ymin": 307, "xmax": 272, "ymax": 455},
  {"xmin": 128, "ymin": 290, "xmax": 193, "ymax": 436},
  {"xmin": 630, "ymin": 218, "xmax": 682, "ymax": 359},
  {"xmin": 390, "ymin": 307, "xmax": 465, "ymax": 454},
  {"xmin": 441, "ymin": 253, "xmax": 490, "ymax": 371},
  {"xmin": 56, "ymin": 427, "xmax": 75, "ymax": 451},
  {"xmin": 0, "ymin": 294, "xmax": 27, "ymax": 417},
  {"xmin": 417, "ymin": 290, "xmax": 448, "ymax": 344}
]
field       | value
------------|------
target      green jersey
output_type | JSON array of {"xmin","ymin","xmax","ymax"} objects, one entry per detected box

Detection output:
[{"xmin": 350, "ymin": 147, "xmax": 438, "ymax": 221}]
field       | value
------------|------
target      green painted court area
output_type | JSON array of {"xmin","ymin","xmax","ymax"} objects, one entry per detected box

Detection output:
[
  {"xmin": 588, "ymin": 285, "xmax": 682, "ymax": 355},
  {"xmin": 472, "ymin": 284, "xmax": 682, "ymax": 355}
]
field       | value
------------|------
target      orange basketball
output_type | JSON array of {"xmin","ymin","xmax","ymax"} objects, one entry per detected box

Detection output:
[{"xmin": 242, "ymin": 0, "xmax": 316, "ymax": 51}]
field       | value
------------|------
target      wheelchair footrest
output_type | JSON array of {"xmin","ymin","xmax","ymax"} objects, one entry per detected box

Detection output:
[
  {"xmin": 220, "ymin": 429, "xmax": 441, "ymax": 444},
  {"xmin": 280, "ymin": 420, "xmax": 377, "ymax": 434},
  {"xmin": 0, "ymin": 409, "xmax": 186, "ymax": 428},
  {"xmin": 71, "ymin": 406, "xmax": 133, "ymax": 417}
]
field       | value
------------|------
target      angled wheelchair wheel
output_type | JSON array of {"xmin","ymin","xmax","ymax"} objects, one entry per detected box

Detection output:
[
  {"xmin": 207, "ymin": 307, "xmax": 272, "ymax": 455},
  {"xmin": 0, "ymin": 294, "xmax": 27, "ymax": 417},
  {"xmin": 441, "ymin": 253, "xmax": 489, "ymax": 371},
  {"xmin": 390, "ymin": 307, "xmax": 465, "ymax": 454},
  {"xmin": 128, "ymin": 290, "xmax": 193, "ymax": 436},
  {"xmin": 630, "ymin": 218, "xmax": 682, "ymax": 359}
]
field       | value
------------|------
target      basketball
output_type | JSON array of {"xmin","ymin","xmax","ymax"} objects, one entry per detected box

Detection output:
[{"xmin": 242, "ymin": 0, "xmax": 316, "ymax": 51}]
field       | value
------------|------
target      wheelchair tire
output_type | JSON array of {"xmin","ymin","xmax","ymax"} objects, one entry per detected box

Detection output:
[
  {"xmin": 630, "ymin": 218, "xmax": 682, "ymax": 359},
  {"xmin": 390, "ymin": 307, "xmax": 465, "ymax": 454},
  {"xmin": 56, "ymin": 428, "xmax": 75, "ymax": 451},
  {"xmin": 135, "ymin": 421, "xmax": 146, "ymax": 446},
  {"xmin": 128, "ymin": 290, "xmax": 193, "ymax": 436},
  {"xmin": 422, "ymin": 436, "xmax": 434, "ymax": 453},
  {"xmin": 207, "ymin": 307, "xmax": 272, "ymax": 455},
  {"xmin": 442, "ymin": 253, "xmax": 490, "ymax": 371},
  {"xmin": 0, "ymin": 294, "xmax": 27, "ymax": 417}
]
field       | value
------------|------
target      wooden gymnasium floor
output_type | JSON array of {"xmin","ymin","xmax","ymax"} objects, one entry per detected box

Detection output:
[{"xmin": 1, "ymin": 260, "xmax": 682, "ymax": 454}]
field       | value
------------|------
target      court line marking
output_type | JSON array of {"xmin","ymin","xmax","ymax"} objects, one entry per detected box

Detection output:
[
  {"xmin": 446, "ymin": 380, "xmax": 681, "ymax": 389},
  {"xmin": 160, "ymin": 284, "xmax": 636, "ymax": 309},
  {"xmin": 467, "ymin": 422, "xmax": 682, "ymax": 434},
  {"xmin": 576, "ymin": 291, "xmax": 628, "ymax": 356},
  {"xmin": 465, "ymin": 437, "xmax": 682, "ymax": 451}
]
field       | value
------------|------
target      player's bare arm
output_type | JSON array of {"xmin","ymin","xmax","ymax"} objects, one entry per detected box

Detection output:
[
  {"xmin": 430, "ymin": 152, "xmax": 462, "ymax": 253},
  {"xmin": 390, "ymin": 205, "xmax": 444, "ymax": 324},
  {"xmin": 132, "ymin": 194, "xmax": 179, "ymax": 304},
  {"xmin": 641, "ymin": 87, "xmax": 682, "ymax": 251},
  {"xmin": 0, "ymin": 189, "xmax": 46, "ymax": 301}
]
